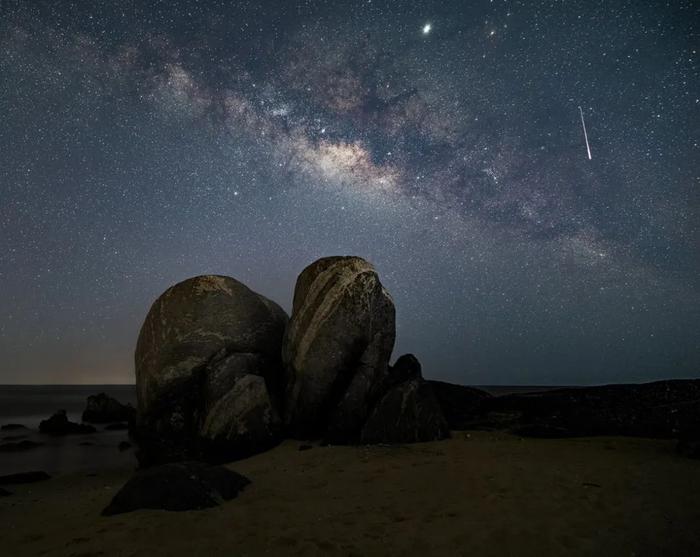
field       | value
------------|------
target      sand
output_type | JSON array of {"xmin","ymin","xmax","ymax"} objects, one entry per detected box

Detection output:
[{"xmin": 1, "ymin": 431, "xmax": 698, "ymax": 556}]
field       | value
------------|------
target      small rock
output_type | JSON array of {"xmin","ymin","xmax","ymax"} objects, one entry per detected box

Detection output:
[
  {"xmin": 0, "ymin": 487, "xmax": 11, "ymax": 497},
  {"xmin": 101, "ymin": 461, "xmax": 250, "ymax": 515},
  {"xmin": 118, "ymin": 441, "xmax": 132, "ymax": 452},
  {"xmin": 0, "ymin": 440, "xmax": 43, "ymax": 452},
  {"xmin": 0, "ymin": 471, "xmax": 51, "ymax": 485},
  {"xmin": 0, "ymin": 424, "xmax": 27, "ymax": 431},
  {"xmin": 39, "ymin": 410, "xmax": 96, "ymax": 436},
  {"xmin": 82, "ymin": 393, "xmax": 135, "ymax": 424}
]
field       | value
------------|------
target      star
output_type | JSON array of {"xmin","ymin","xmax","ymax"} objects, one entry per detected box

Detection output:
[{"xmin": 0, "ymin": 0, "xmax": 695, "ymax": 387}]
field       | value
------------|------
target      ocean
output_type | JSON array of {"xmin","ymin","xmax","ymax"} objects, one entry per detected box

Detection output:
[{"xmin": 0, "ymin": 385, "xmax": 137, "ymax": 477}]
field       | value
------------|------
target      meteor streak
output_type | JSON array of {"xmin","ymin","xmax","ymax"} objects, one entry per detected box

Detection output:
[{"xmin": 578, "ymin": 106, "xmax": 592, "ymax": 160}]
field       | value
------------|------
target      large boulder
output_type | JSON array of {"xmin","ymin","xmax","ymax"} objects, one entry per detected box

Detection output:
[
  {"xmin": 361, "ymin": 355, "xmax": 450, "ymax": 444},
  {"xmin": 134, "ymin": 275, "xmax": 288, "ymax": 465},
  {"xmin": 82, "ymin": 393, "xmax": 135, "ymax": 424},
  {"xmin": 282, "ymin": 256, "xmax": 396, "ymax": 442},
  {"xmin": 102, "ymin": 461, "xmax": 250, "ymax": 515}
]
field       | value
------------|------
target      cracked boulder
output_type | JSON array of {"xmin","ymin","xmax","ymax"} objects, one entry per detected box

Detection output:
[
  {"xmin": 134, "ymin": 275, "xmax": 288, "ymax": 465},
  {"xmin": 282, "ymin": 256, "xmax": 396, "ymax": 442}
]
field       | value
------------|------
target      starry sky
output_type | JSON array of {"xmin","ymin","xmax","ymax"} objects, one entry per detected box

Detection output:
[{"xmin": 1, "ymin": 0, "xmax": 698, "ymax": 385}]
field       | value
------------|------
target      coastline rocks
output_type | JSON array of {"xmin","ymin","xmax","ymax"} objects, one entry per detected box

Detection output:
[
  {"xmin": 134, "ymin": 275, "xmax": 288, "ymax": 465},
  {"xmin": 0, "ymin": 440, "xmax": 43, "ymax": 452},
  {"xmin": 39, "ymin": 410, "xmax": 96, "ymax": 435},
  {"xmin": 361, "ymin": 355, "xmax": 449, "ymax": 444},
  {"xmin": 102, "ymin": 461, "xmax": 250, "ymax": 515},
  {"xmin": 1, "ymin": 424, "xmax": 27, "ymax": 431},
  {"xmin": 82, "ymin": 393, "xmax": 135, "ymax": 424},
  {"xmin": 473, "ymin": 380, "xmax": 700, "ymax": 439},
  {"xmin": 283, "ymin": 256, "xmax": 396, "ymax": 442},
  {"xmin": 428, "ymin": 381, "xmax": 493, "ymax": 430},
  {"xmin": 0, "ymin": 471, "xmax": 51, "ymax": 484}
]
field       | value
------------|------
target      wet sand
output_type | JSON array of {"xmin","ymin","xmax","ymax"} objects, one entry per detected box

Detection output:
[{"xmin": 1, "ymin": 431, "xmax": 698, "ymax": 556}]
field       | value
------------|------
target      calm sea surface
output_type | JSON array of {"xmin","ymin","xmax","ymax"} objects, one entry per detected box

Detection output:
[{"xmin": 0, "ymin": 385, "xmax": 137, "ymax": 476}]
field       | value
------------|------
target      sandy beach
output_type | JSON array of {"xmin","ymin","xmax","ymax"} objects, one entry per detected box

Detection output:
[{"xmin": 2, "ymin": 431, "xmax": 698, "ymax": 557}]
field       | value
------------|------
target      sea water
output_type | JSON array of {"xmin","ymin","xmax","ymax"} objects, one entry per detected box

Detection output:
[{"xmin": 0, "ymin": 385, "xmax": 137, "ymax": 476}]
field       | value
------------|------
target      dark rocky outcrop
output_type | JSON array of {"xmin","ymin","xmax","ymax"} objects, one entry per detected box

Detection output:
[
  {"xmin": 101, "ymin": 461, "xmax": 250, "ymax": 515},
  {"xmin": 0, "ymin": 440, "xmax": 43, "ymax": 452},
  {"xmin": 39, "ymin": 410, "xmax": 96, "ymax": 435},
  {"xmin": 361, "ymin": 355, "xmax": 449, "ymax": 444},
  {"xmin": 82, "ymin": 393, "xmax": 135, "ymax": 424},
  {"xmin": 134, "ymin": 275, "xmax": 288, "ymax": 465},
  {"xmin": 460, "ymin": 380, "xmax": 700, "ymax": 439},
  {"xmin": 1, "ymin": 424, "xmax": 27, "ymax": 431},
  {"xmin": 283, "ymin": 256, "xmax": 396, "ymax": 442},
  {"xmin": 0, "ymin": 471, "xmax": 51, "ymax": 484},
  {"xmin": 428, "ymin": 381, "xmax": 493, "ymax": 430},
  {"xmin": 0, "ymin": 487, "xmax": 10, "ymax": 497}
]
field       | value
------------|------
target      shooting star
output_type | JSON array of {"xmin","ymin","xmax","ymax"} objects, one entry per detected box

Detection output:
[{"xmin": 578, "ymin": 105, "xmax": 592, "ymax": 160}]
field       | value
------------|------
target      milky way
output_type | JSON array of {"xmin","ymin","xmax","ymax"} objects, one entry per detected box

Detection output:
[{"xmin": 0, "ymin": 0, "xmax": 698, "ymax": 384}]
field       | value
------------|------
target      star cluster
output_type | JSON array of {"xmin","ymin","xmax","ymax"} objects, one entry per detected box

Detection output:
[{"xmin": 0, "ymin": 0, "xmax": 698, "ymax": 384}]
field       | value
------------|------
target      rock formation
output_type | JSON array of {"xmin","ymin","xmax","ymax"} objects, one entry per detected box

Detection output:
[
  {"xmin": 82, "ymin": 393, "xmax": 135, "ymax": 424},
  {"xmin": 134, "ymin": 275, "xmax": 288, "ymax": 465},
  {"xmin": 428, "ymin": 381, "xmax": 493, "ymax": 430},
  {"xmin": 361, "ymin": 354, "xmax": 449, "ymax": 443},
  {"xmin": 282, "ymin": 256, "xmax": 396, "ymax": 442},
  {"xmin": 453, "ymin": 379, "xmax": 700, "ymax": 439},
  {"xmin": 0, "ymin": 440, "xmax": 43, "ymax": 452},
  {"xmin": 102, "ymin": 461, "xmax": 250, "ymax": 515},
  {"xmin": 39, "ymin": 410, "xmax": 96, "ymax": 435},
  {"xmin": 132, "ymin": 259, "xmax": 455, "ymax": 466}
]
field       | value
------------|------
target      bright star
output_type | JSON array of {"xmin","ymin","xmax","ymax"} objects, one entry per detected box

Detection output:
[{"xmin": 422, "ymin": 23, "xmax": 432, "ymax": 35}]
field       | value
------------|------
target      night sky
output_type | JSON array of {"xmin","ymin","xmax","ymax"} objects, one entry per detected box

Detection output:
[{"xmin": 1, "ymin": 0, "xmax": 698, "ymax": 385}]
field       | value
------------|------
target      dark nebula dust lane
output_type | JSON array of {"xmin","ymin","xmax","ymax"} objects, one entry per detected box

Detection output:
[{"xmin": 0, "ymin": 0, "xmax": 698, "ymax": 384}]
